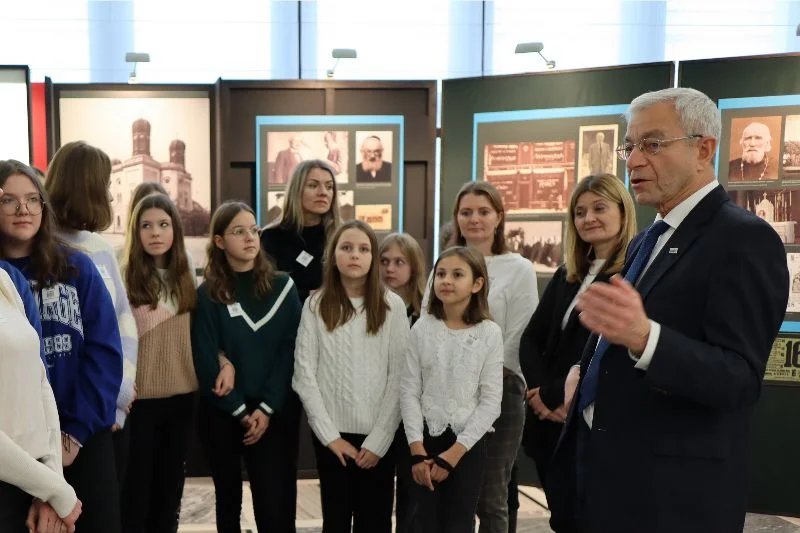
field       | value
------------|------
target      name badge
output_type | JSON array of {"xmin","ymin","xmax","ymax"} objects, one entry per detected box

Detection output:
[
  {"xmin": 97, "ymin": 265, "xmax": 112, "ymax": 279},
  {"xmin": 296, "ymin": 250, "xmax": 314, "ymax": 267},
  {"xmin": 227, "ymin": 303, "xmax": 243, "ymax": 317},
  {"xmin": 42, "ymin": 287, "xmax": 59, "ymax": 304}
]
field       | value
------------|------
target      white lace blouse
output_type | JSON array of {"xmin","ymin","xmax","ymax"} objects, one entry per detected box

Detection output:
[{"xmin": 400, "ymin": 315, "xmax": 504, "ymax": 450}]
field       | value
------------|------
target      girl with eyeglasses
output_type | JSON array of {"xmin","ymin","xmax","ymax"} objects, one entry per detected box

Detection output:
[
  {"xmin": 192, "ymin": 201, "xmax": 302, "ymax": 532},
  {"xmin": 0, "ymin": 160, "xmax": 123, "ymax": 533}
]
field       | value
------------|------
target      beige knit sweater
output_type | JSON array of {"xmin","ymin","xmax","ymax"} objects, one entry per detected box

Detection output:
[{"xmin": 132, "ymin": 274, "xmax": 198, "ymax": 399}]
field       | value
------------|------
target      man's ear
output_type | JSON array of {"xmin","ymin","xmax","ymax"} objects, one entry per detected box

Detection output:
[{"xmin": 698, "ymin": 136, "xmax": 718, "ymax": 170}]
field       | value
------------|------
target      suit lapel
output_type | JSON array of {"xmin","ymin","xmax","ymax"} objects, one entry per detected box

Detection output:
[{"xmin": 635, "ymin": 186, "xmax": 729, "ymax": 301}]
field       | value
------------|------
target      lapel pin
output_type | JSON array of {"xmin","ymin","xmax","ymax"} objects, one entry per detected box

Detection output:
[{"xmin": 669, "ymin": 247, "xmax": 678, "ymax": 254}]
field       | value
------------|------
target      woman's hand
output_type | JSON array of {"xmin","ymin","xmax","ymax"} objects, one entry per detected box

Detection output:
[
  {"xmin": 327, "ymin": 438, "xmax": 359, "ymax": 467},
  {"xmin": 214, "ymin": 355, "xmax": 235, "ymax": 397}
]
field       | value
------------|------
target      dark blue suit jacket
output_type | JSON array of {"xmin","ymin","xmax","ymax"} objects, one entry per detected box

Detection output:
[{"xmin": 547, "ymin": 186, "xmax": 789, "ymax": 533}]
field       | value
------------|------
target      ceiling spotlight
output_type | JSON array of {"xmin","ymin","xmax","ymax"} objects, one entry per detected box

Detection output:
[
  {"xmin": 327, "ymin": 48, "xmax": 357, "ymax": 78},
  {"xmin": 515, "ymin": 41, "xmax": 556, "ymax": 70},
  {"xmin": 125, "ymin": 52, "xmax": 150, "ymax": 84}
]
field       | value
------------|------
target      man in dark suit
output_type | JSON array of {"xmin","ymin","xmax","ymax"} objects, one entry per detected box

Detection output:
[
  {"xmin": 356, "ymin": 136, "xmax": 392, "ymax": 183},
  {"xmin": 547, "ymin": 88, "xmax": 789, "ymax": 533}
]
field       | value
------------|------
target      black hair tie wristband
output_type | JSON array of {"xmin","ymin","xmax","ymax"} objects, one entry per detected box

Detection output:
[
  {"xmin": 410, "ymin": 454, "xmax": 428, "ymax": 465},
  {"xmin": 433, "ymin": 456, "xmax": 455, "ymax": 473}
]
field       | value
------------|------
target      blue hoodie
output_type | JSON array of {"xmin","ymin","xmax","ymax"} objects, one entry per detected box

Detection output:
[
  {"xmin": 0, "ymin": 260, "xmax": 46, "ymax": 368},
  {"xmin": 8, "ymin": 250, "xmax": 123, "ymax": 444}
]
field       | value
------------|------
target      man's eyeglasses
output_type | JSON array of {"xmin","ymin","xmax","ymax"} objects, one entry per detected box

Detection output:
[
  {"xmin": 225, "ymin": 227, "xmax": 260, "ymax": 239},
  {"xmin": 615, "ymin": 135, "xmax": 703, "ymax": 161},
  {"xmin": 0, "ymin": 195, "xmax": 44, "ymax": 216}
]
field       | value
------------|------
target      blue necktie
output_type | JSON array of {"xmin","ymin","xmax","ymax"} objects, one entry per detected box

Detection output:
[{"xmin": 577, "ymin": 220, "xmax": 671, "ymax": 412}]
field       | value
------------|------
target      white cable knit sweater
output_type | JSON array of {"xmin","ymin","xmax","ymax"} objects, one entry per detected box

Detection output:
[
  {"xmin": 292, "ymin": 290, "xmax": 410, "ymax": 457},
  {"xmin": 0, "ymin": 269, "xmax": 77, "ymax": 518}
]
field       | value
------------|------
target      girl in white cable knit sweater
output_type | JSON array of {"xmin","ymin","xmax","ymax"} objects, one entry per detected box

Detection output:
[
  {"xmin": 292, "ymin": 220, "xmax": 409, "ymax": 533},
  {"xmin": 0, "ymin": 265, "xmax": 82, "ymax": 531}
]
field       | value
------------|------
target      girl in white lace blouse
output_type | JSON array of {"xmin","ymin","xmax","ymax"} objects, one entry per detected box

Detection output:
[{"xmin": 400, "ymin": 246, "xmax": 503, "ymax": 533}]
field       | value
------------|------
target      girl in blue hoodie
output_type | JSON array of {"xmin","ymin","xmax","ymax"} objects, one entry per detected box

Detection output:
[{"xmin": 0, "ymin": 160, "xmax": 123, "ymax": 533}]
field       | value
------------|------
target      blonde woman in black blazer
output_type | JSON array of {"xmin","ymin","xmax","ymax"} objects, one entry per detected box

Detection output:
[{"xmin": 519, "ymin": 174, "xmax": 637, "ymax": 497}]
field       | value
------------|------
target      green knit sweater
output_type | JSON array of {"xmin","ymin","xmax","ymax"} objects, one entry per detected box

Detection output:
[{"xmin": 192, "ymin": 271, "xmax": 301, "ymax": 419}]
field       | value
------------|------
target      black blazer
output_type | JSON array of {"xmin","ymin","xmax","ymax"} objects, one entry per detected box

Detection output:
[
  {"xmin": 548, "ymin": 186, "xmax": 789, "ymax": 533},
  {"xmin": 520, "ymin": 265, "xmax": 612, "ymax": 411}
]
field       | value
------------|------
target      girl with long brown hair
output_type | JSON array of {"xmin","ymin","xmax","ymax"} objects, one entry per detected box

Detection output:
[
  {"xmin": 292, "ymin": 219, "xmax": 409, "ymax": 533},
  {"xmin": 401, "ymin": 246, "xmax": 503, "ymax": 533},
  {"xmin": 192, "ymin": 201, "xmax": 302, "ymax": 532},
  {"xmin": 118, "ymin": 192, "xmax": 199, "ymax": 532},
  {"xmin": 0, "ymin": 160, "xmax": 123, "ymax": 533}
]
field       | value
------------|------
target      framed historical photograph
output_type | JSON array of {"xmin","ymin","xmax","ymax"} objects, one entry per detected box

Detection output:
[
  {"xmin": 256, "ymin": 115, "xmax": 404, "ymax": 232},
  {"xmin": 729, "ymin": 188, "xmax": 800, "ymax": 245},
  {"xmin": 788, "ymin": 253, "xmax": 800, "ymax": 313},
  {"xmin": 354, "ymin": 131, "xmax": 394, "ymax": 186},
  {"xmin": 266, "ymin": 130, "xmax": 349, "ymax": 186},
  {"xmin": 55, "ymin": 86, "xmax": 215, "ymax": 268},
  {"xmin": 727, "ymin": 116, "xmax": 782, "ymax": 182},
  {"xmin": 0, "ymin": 66, "xmax": 32, "ymax": 163},
  {"xmin": 505, "ymin": 220, "xmax": 563, "ymax": 272},
  {"xmin": 577, "ymin": 124, "xmax": 618, "ymax": 179},
  {"xmin": 483, "ymin": 141, "xmax": 576, "ymax": 214},
  {"xmin": 265, "ymin": 191, "xmax": 286, "ymax": 226},
  {"xmin": 783, "ymin": 115, "xmax": 800, "ymax": 181}
]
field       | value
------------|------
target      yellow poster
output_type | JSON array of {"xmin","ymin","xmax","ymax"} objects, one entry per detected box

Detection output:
[
  {"xmin": 765, "ymin": 335, "xmax": 800, "ymax": 384},
  {"xmin": 355, "ymin": 204, "xmax": 392, "ymax": 231}
]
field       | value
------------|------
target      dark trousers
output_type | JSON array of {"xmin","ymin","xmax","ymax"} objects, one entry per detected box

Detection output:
[
  {"xmin": 64, "ymin": 427, "xmax": 122, "ymax": 533},
  {"xmin": 0, "ymin": 481, "xmax": 32, "ymax": 532},
  {"xmin": 278, "ymin": 391, "xmax": 302, "ymax": 533},
  {"xmin": 120, "ymin": 393, "xmax": 194, "ymax": 533},
  {"xmin": 312, "ymin": 433, "xmax": 395, "ymax": 533},
  {"xmin": 113, "ymin": 419, "xmax": 131, "ymax": 487},
  {"xmin": 411, "ymin": 428, "xmax": 488, "ymax": 533},
  {"xmin": 394, "ymin": 425, "xmax": 417, "ymax": 533},
  {"xmin": 198, "ymin": 400, "xmax": 291, "ymax": 533},
  {"xmin": 507, "ymin": 464, "xmax": 519, "ymax": 533}
]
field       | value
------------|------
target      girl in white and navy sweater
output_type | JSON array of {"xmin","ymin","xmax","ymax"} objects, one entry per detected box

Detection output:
[{"xmin": 293, "ymin": 219, "xmax": 410, "ymax": 533}]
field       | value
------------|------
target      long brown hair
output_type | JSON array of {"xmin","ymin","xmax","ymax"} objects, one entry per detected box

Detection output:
[
  {"xmin": 45, "ymin": 141, "xmax": 114, "ymax": 232},
  {"xmin": 378, "ymin": 232, "xmax": 426, "ymax": 316},
  {"xmin": 0, "ymin": 160, "xmax": 75, "ymax": 287},
  {"xmin": 448, "ymin": 181, "xmax": 508, "ymax": 255},
  {"xmin": 427, "ymin": 246, "xmax": 492, "ymax": 325},
  {"xmin": 204, "ymin": 201, "xmax": 274, "ymax": 304},
  {"xmin": 318, "ymin": 220, "xmax": 388, "ymax": 335},
  {"xmin": 122, "ymin": 193, "xmax": 197, "ymax": 313},
  {"xmin": 565, "ymin": 174, "xmax": 637, "ymax": 283},
  {"xmin": 274, "ymin": 159, "xmax": 341, "ymax": 237}
]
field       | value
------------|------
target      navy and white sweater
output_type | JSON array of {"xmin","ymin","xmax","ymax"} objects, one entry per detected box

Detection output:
[
  {"xmin": 0, "ymin": 260, "xmax": 45, "ymax": 367},
  {"xmin": 7, "ymin": 250, "xmax": 123, "ymax": 444}
]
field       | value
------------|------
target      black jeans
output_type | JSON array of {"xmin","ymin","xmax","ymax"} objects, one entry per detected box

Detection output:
[
  {"xmin": 0, "ymin": 480, "xmax": 32, "ymax": 532},
  {"xmin": 120, "ymin": 393, "xmax": 194, "ymax": 533},
  {"xmin": 64, "ymin": 427, "xmax": 121, "ymax": 533},
  {"xmin": 412, "ymin": 428, "xmax": 488, "ymax": 533},
  {"xmin": 394, "ymin": 424, "xmax": 417, "ymax": 533},
  {"xmin": 278, "ymin": 391, "xmax": 303, "ymax": 533},
  {"xmin": 198, "ymin": 400, "xmax": 291, "ymax": 533},
  {"xmin": 312, "ymin": 433, "xmax": 395, "ymax": 533}
]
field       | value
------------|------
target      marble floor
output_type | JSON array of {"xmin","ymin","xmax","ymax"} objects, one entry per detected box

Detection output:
[{"xmin": 178, "ymin": 478, "xmax": 800, "ymax": 532}]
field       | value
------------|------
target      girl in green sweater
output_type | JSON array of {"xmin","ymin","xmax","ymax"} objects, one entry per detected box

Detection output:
[{"xmin": 192, "ymin": 201, "xmax": 302, "ymax": 532}]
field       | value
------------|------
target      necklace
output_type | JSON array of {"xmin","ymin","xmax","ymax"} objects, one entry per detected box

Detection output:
[{"xmin": 741, "ymin": 157, "xmax": 769, "ymax": 181}]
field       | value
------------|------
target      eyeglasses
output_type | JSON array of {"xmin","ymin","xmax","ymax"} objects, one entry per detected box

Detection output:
[
  {"xmin": 225, "ymin": 227, "xmax": 259, "ymax": 239},
  {"xmin": 615, "ymin": 135, "xmax": 703, "ymax": 161},
  {"xmin": 0, "ymin": 195, "xmax": 44, "ymax": 216}
]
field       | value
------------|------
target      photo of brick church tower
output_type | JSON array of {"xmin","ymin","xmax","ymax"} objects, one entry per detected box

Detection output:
[{"xmin": 109, "ymin": 118, "xmax": 210, "ymax": 236}]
